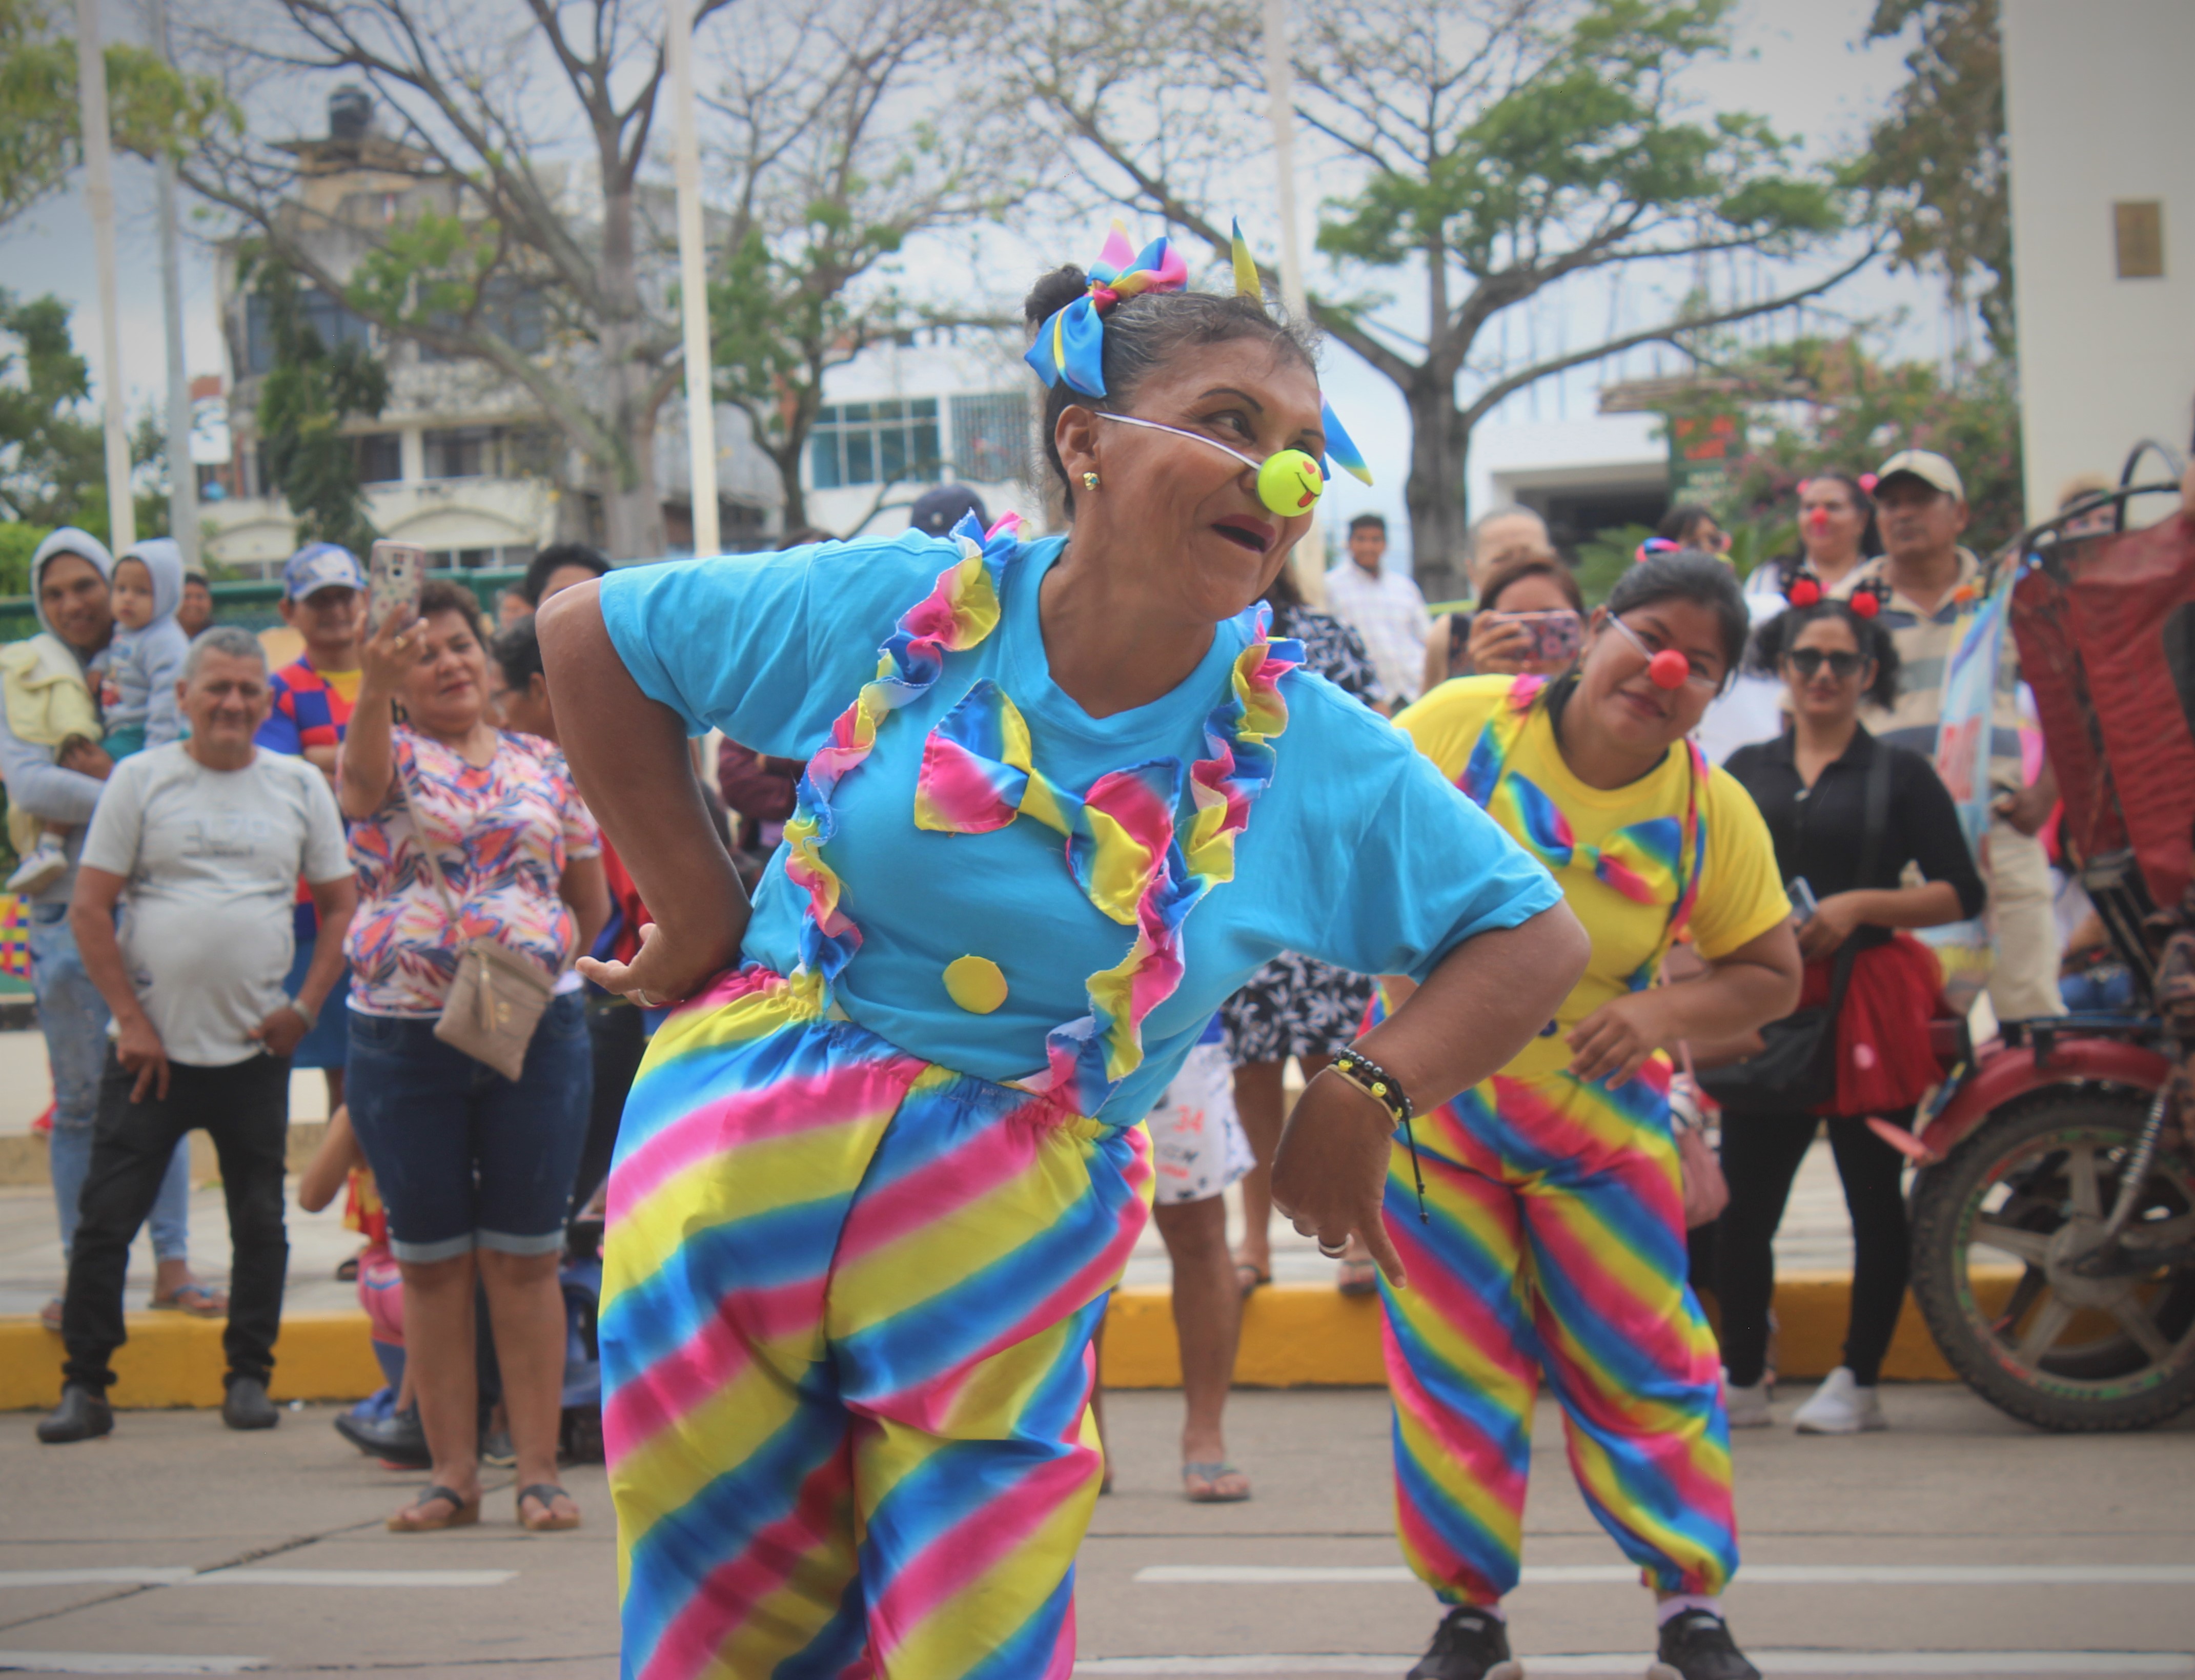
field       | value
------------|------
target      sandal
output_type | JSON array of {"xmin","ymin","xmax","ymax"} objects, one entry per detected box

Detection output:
[
  {"xmin": 517, "ymin": 1483, "xmax": 581, "ymax": 1532},
  {"xmin": 149, "ymin": 1282, "xmax": 228, "ymax": 1318},
  {"xmin": 1233, "ymin": 1260, "xmax": 1271, "ymax": 1299},
  {"xmin": 1182, "ymin": 1461, "xmax": 1252, "ymax": 1504},
  {"xmin": 387, "ymin": 1484, "xmax": 480, "ymax": 1532}
]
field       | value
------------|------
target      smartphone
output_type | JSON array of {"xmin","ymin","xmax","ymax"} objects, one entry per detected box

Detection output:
[
  {"xmin": 1786, "ymin": 876, "xmax": 1819, "ymax": 923},
  {"xmin": 366, "ymin": 540, "xmax": 426, "ymax": 634},
  {"xmin": 1486, "ymin": 609, "xmax": 1583, "ymax": 665}
]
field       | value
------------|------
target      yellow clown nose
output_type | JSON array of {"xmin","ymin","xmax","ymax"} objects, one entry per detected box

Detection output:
[{"xmin": 1256, "ymin": 449, "xmax": 1324, "ymax": 517}]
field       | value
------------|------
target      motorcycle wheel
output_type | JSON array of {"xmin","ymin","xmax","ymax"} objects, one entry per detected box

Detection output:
[{"xmin": 1909, "ymin": 1084, "xmax": 2195, "ymax": 1432}]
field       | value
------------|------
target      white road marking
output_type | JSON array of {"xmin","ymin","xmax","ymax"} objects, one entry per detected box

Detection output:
[
  {"xmin": 1073, "ymin": 1655, "xmax": 2195, "ymax": 1677},
  {"xmin": 0, "ymin": 1568, "xmax": 512, "ymax": 1590},
  {"xmin": 187, "ymin": 1568, "xmax": 516, "ymax": 1588},
  {"xmin": 1135, "ymin": 1563, "xmax": 2195, "ymax": 1587},
  {"xmin": 0, "ymin": 1656, "xmax": 264, "ymax": 1675}
]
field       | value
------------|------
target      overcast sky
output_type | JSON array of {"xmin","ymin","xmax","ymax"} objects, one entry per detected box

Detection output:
[{"xmin": 2, "ymin": 0, "xmax": 1947, "ymax": 539}]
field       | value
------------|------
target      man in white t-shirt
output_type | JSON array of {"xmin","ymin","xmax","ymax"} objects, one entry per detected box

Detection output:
[
  {"xmin": 38, "ymin": 628, "xmax": 356, "ymax": 1445},
  {"xmin": 1324, "ymin": 512, "xmax": 1432, "ymax": 707}
]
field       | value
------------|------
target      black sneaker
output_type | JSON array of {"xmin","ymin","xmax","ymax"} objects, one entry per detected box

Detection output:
[
  {"xmin": 1648, "ymin": 1608, "xmax": 1760, "ymax": 1680},
  {"xmin": 36, "ymin": 1383, "xmax": 114, "ymax": 1444},
  {"xmin": 221, "ymin": 1375, "xmax": 280, "ymax": 1431},
  {"xmin": 1408, "ymin": 1606, "xmax": 1522, "ymax": 1680},
  {"xmin": 335, "ymin": 1404, "xmax": 431, "ymax": 1469}
]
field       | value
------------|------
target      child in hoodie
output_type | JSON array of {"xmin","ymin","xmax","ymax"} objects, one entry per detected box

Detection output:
[
  {"xmin": 6, "ymin": 541, "xmax": 187, "ymax": 894},
  {"xmin": 96, "ymin": 539, "xmax": 190, "ymax": 758}
]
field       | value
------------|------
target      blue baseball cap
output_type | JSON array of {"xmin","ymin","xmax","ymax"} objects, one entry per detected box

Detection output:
[{"xmin": 283, "ymin": 542, "xmax": 364, "ymax": 600}]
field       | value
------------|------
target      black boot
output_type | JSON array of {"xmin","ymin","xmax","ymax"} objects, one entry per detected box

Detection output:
[
  {"xmin": 221, "ymin": 1375, "xmax": 280, "ymax": 1431},
  {"xmin": 1407, "ymin": 1606, "xmax": 1521, "ymax": 1680},
  {"xmin": 36, "ymin": 1383, "xmax": 114, "ymax": 1444},
  {"xmin": 1649, "ymin": 1608, "xmax": 1761, "ymax": 1680},
  {"xmin": 335, "ymin": 1404, "xmax": 430, "ymax": 1468}
]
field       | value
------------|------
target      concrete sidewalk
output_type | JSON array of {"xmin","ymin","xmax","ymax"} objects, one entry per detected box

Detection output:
[{"xmin": 0, "ymin": 1385, "xmax": 2188, "ymax": 1677}]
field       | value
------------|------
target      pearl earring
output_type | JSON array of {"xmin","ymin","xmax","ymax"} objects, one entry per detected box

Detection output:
[{"xmin": 1082, "ymin": 471, "xmax": 1100, "ymax": 490}]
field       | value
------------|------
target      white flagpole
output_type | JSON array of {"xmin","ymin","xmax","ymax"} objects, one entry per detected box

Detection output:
[
  {"xmin": 666, "ymin": 0, "xmax": 719, "ymax": 556},
  {"xmin": 76, "ymin": 0, "xmax": 135, "ymax": 554},
  {"xmin": 1262, "ymin": 0, "xmax": 1324, "ymax": 603},
  {"xmin": 150, "ymin": 0, "xmax": 199, "ymax": 569}
]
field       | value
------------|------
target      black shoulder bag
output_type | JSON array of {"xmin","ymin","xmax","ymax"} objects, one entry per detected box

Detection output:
[{"xmin": 1699, "ymin": 739, "xmax": 1892, "ymax": 1118}]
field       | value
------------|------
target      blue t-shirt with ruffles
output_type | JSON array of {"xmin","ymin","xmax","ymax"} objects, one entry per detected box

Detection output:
[{"xmin": 600, "ymin": 528, "xmax": 1559, "ymax": 1122}]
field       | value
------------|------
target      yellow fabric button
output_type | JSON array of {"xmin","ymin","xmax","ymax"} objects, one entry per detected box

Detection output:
[{"xmin": 944, "ymin": 955, "xmax": 1008, "ymax": 1015}]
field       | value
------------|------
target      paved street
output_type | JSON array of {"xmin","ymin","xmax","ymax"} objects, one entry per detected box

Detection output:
[{"xmin": 1, "ymin": 1384, "xmax": 2189, "ymax": 1677}]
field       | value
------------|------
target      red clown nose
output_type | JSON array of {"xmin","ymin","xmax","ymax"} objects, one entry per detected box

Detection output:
[{"xmin": 1648, "ymin": 648, "xmax": 1691, "ymax": 689}]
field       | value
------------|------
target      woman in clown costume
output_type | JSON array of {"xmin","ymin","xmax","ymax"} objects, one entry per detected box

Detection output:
[
  {"xmin": 536, "ymin": 224, "xmax": 1587, "ymax": 1680},
  {"xmin": 1384, "ymin": 550, "xmax": 1804, "ymax": 1680}
]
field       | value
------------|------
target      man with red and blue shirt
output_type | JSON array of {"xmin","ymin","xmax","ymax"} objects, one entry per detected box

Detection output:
[{"xmin": 256, "ymin": 543, "xmax": 365, "ymax": 1111}]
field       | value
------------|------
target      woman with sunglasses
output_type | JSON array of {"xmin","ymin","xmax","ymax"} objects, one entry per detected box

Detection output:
[
  {"xmin": 538, "ymin": 226, "xmax": 1586, "ymax": 1678},
  {"xmin": 1717, "ymin": 593, "xmax": 1983, "ymax": 1437},
  {"xmin": 1384, "ymin": 551, "xmax": 1803, "ymax": 1680}
]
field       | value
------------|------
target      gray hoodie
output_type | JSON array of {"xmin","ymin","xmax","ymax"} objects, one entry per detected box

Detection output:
[
  {"xmin": 2, "ymin": 527, "xmax": 117, "ymax": 904},
  {"xmin": 102, "ymin": 538, "xmax": 190, "ymax": 749}
]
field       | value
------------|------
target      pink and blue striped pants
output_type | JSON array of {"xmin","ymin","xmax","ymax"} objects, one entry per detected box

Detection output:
[{"xmin": 601, "ymin": 969, "xmax": 1150, "ymax": 1679}]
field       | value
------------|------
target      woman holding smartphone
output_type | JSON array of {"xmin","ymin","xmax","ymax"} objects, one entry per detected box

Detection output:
[
  {"xmin": 1459, "ymin": 552, "xmax": 1584, "ymax": 681},
  {"xmin": 1718, "ymin": 591, "xmax": 1983, "ymax": 1437}
]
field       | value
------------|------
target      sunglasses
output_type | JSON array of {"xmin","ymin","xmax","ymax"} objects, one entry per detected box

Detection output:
[
  {"xmin": 1785, "ymin": 648, "xmax": 1865, "ymax": 680},
  {"xmin": 1606, "ymin": 614, "xmax": 1723, "ymax": 693}
]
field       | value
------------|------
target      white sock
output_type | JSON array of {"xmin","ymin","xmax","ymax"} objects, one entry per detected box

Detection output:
[
  {"xmin": 1456, "ymin": 1602, "xmax": 1506, "ymax": 1622},
  {"xmin": 1657, "ymin": 1593, "xmax": 1722, "ymax": 1627}
]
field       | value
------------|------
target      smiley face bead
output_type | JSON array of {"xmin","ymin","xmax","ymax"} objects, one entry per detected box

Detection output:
[{"xmin": 1256, "ymin": 448, "xmax": 1325, "ymax": 517}]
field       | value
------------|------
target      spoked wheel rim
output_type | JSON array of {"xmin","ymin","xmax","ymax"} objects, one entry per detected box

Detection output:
[{"xmin": 1956, "ymin": 1123, "xmax": 2195, "ymax": 1394}]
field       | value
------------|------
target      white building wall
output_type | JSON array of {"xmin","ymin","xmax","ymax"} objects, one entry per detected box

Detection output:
[
  {"xmin": 804, "ymin": 336, "xmax": 1045, "ymax": 540},
  {"xmin": 2002, "ymin": 0, "xmax": 2195, "ymax": 525}
]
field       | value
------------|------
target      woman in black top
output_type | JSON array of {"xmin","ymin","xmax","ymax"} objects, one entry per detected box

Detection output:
[{"xmin": 1718, "ymin": 593, "xmax": 1985, "ymax": 1436}]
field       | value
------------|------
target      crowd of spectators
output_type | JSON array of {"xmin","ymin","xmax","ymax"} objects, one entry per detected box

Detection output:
[{"xmin": 0, "ymin": 437, "xmax": 2152, "ymax": 1504}]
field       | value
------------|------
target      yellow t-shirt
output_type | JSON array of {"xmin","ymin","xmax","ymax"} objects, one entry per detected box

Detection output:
[{"xmin": 1397, "ymin": 675, "xmax": 1790, "ymax": 1083}]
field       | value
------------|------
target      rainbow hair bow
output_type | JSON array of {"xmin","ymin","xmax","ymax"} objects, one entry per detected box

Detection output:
[{"xmin": 1024, "ymin": 222, "xmax": 1190, "ymax": 398}]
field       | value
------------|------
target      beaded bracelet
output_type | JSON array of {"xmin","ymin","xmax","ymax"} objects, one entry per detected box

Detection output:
[{"xmin": 1329, "ymin": 1046, "xmax": 1429, "ymax": 1222}]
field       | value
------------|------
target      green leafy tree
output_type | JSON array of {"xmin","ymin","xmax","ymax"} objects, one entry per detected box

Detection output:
[
  {"xmin": 0, "ymin": 290, "xmax": 104, "ymax": 534},
  {"xmin": 1848, "ymin": 0, "xmax": 2010, "ymax": 360},
  {"xmin": 706, "ymin": 0, "xmax": 1025, "ymax": 532},
  {"xmin": 249, "ymin": 255, "xmax": 391, "ymax": 556},
  {"xmin": 1665, "ymin": 334, "xmax": 2024, "ymax": 559},
  {"xmin": 994, "ymin": 0, "xmax": 1872, "ymax": 596},
  {"xmin": 0, "ymin": 0, "xmax": 233, "ymax": 233}
]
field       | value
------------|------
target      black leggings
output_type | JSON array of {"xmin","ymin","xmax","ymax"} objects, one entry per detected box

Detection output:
[{"xmin": 1714, "ymin": 1105, "xmax": 1915, "ymax": 1388}]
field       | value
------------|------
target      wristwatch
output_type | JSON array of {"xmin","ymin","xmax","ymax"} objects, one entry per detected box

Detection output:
[{"xmin": 286, "ymin": 993, "xmax": 319, "ymax": 1032}]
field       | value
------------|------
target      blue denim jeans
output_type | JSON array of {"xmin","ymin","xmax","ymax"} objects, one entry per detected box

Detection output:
[
  {"xmin": 345, "ymin": 992, "xmax": 592, "ymax": 1264},
  {"xmin": 29, "ymin": 902, "xmax": 190, "ymax": 1261}
]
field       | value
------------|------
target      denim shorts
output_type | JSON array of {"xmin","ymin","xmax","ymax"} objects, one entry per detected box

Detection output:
[{"xmin": 344, "ymin": 991, "xmax": 592, "ymax": 1263}]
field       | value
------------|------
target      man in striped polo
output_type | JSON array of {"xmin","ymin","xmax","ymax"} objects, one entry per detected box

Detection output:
[{"xmin": 1833, "ymin": 449, "xmax": 2066, "ymax": 1023}]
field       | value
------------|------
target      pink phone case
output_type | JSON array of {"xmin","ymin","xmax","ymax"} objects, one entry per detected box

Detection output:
[
  {"xmin": 1487, "ymin": 609, "xmax": 1581, "ymax": 664},
  {"xmin": 367, "ymin": 542, "xmax": 425, "ymax": 633}
]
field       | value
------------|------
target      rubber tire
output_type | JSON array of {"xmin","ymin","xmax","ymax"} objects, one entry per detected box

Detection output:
[{"xmin": 1909, "ymin": 1084, "xmax": 2195, "ymax": 1433}]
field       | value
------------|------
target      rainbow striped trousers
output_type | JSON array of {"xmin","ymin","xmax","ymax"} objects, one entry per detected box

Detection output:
[
  {"xmin": 1379, "ymin": 1063, "xmax": 1736, "ymax": 1605},
  {"xmin": 601, "ymin": 970, "xmax": 1151, "ymax": 1680}
]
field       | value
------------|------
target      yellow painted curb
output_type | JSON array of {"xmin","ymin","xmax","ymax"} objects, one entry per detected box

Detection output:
[
  {"xmin": 1098, "ymin": 1270, "xmax": 2018, "ymax": 1390},
  {"xmin": 6, "ymin": 1267, "xmax": 2017, "ymax": 1409},
  {"xmin": 1, "ymin": 1312, "xmax": 384, "ymax": 1410}
]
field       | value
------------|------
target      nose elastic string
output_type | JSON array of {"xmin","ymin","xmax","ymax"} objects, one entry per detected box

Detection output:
[{"xmin": 1096, "ymin": 412, "xmax": 1326, "ymax": 518}]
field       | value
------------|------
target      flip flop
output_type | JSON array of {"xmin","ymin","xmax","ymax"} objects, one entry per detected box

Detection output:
[
  {"xmin": 1233, "ymin": 1261, "xmax": 1271, "ymax": 1298},
  {"xmin": 1182, "ymin": 1461, "xmax": 1251, "ymax": 1503},
  {"xmin": 149, "ymin": 1282, "xmax": 228, "ymax": 1318},
  {"xmin": 387, "ymin": 1484, "xmax": 480, "ymax": 1532},
  {"xmin": 517, "ymin": 1483, "xmax": 581, "ymax": 1532}
]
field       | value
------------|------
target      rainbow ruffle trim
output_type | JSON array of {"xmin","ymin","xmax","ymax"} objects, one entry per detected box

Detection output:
[{"xmin": 784, "ymin": 513, "xmax": 1300, "ymax": 1115}]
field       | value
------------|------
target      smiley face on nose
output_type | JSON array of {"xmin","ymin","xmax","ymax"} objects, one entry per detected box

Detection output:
[{"xmin": 1257, "ymin": 449, "xmax": 1324, "ymax": 517}]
